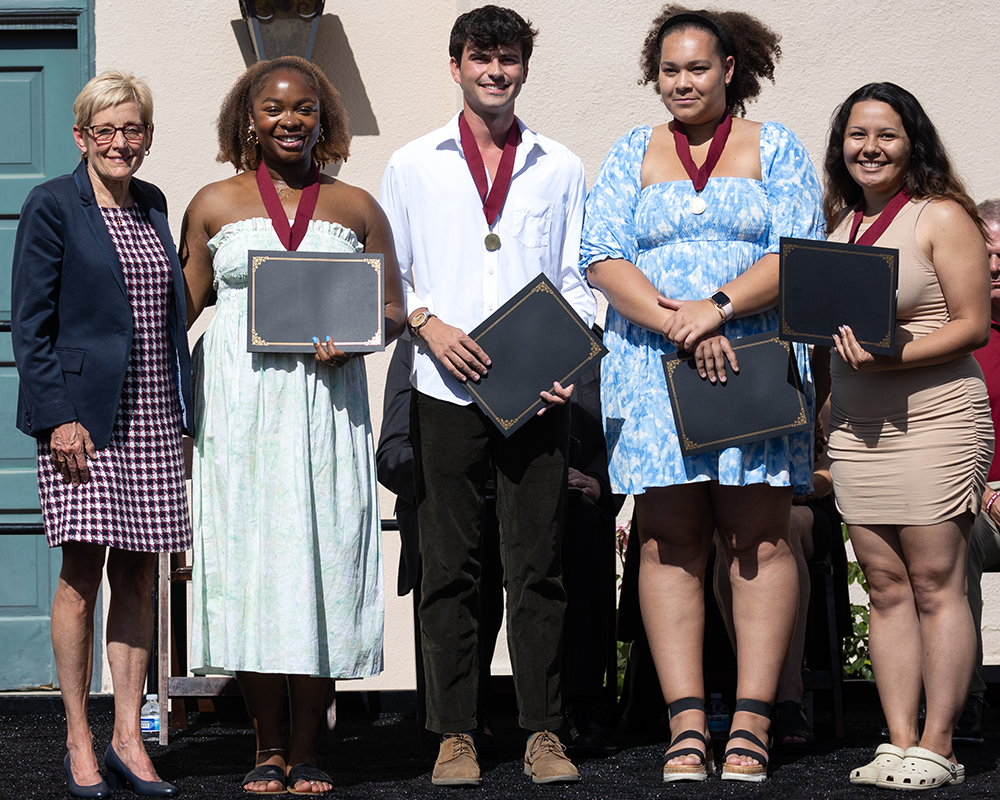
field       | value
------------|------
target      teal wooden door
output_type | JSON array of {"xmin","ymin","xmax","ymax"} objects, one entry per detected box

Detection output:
[{"xmin": 0, "ymin": 6, "xmax": 96, "ymax": 690}]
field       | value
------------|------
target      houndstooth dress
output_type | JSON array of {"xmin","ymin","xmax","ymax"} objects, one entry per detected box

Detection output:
[{"xmin": 36, "ymin": 206, "xmax": 192, "ymax": 553}]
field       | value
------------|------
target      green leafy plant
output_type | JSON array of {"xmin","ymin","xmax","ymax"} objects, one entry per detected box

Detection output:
[{"xmin": 843, "ymin": 526, "xmax": 873, "ymax": 679}]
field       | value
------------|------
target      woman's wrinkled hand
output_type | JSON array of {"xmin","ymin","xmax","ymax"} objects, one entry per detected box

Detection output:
[
  {"xmin": 693, "ymin": 333, "xmax": 739, "ymax": 384},
  {"xmin": 50, "ymin": 421, "xmax": 97, "ymax": 485},
  {"xmin": 313, "ymin": 336, "xmax": 354, "ymax": 368},
  {"xmin": 658, "ymin": 295, "xmax": 725, "ymax": 351},
  {"xmin": 832, "ymin": 325, "xmax": 876, "ymax": 371}
]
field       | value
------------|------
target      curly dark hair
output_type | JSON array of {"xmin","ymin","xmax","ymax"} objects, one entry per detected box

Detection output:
[
  {"xmin": 217, "ymin": 56, "xmax": 350, "ymax": 172},
  {"xmin": 823, "ymin": 82, "xmax": 986, "ymax": 238},
  {"xmin": 639, "ymin": 5, "xmax": 781, "ymax": 117},
  {"xmin": 449, "ymin": 5, "xmax": 538, "ymax": 63}
]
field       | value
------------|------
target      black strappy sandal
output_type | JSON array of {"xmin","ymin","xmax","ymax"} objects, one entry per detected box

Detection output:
[
  {"xmin": 772, "ymin": 699, "xmax": 814, "ymax": 752},
  {"xmin": 721, "ymin": 698, "xmax": 771, "ymax": 782},
  {"xmin": 662, "ymin": 697, "xmax": 715, "ymax": 783}
]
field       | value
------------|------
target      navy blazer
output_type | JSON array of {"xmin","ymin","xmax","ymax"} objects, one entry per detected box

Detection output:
[{"xmin": 11, "ymin": 159, "xmax": 193, "ymax": 450}]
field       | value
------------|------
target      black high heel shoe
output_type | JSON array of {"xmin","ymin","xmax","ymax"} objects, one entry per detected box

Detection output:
[
  {"xmin": 104, "ymin": 744, "xmax": 178, "ymax": 797},
  {"xmin": 64, "ymin": 752, "xmax": 111, "ymax": 799}
]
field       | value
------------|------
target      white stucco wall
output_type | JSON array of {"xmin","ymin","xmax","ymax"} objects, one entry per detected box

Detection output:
[{"xmin": 89, "ymin": 0, "xmax": 1000, "ymax": 693}]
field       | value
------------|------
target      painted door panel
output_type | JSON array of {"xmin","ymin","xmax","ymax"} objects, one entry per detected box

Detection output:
[{"xmin": 0, "ymin": 15, "xmax": 98, "ymax": 691}]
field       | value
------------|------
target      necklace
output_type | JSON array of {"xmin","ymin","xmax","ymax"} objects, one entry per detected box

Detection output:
[{"xmin": 672, "ymin": 111, "xmax": 733, "ymax": 214}]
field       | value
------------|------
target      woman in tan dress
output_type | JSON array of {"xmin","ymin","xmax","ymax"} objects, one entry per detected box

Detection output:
[{"xmin": 823, "ymin": 82, "xmax": 992, "ymax": 791}]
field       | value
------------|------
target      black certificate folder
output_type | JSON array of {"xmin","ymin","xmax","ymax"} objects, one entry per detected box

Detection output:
[
  {"xmin": 662, "ymin": 333, "xmax": 811, "ymax": 457},
  {"xmin": 779, "ymin": 236, "xmax": 898, "ymax": 355},
  {"xmin": 247, "ymin": 250, "xmax": 385, "ymax": 353},
  {"xmin": 466, "ymin": 274, "xmax": 608, "ymax": 438}
]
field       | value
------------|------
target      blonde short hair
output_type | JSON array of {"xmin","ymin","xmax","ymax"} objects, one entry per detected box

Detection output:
[{"xmin": 73, "ymin": 70, "xmax": 153, "ymax": 129}]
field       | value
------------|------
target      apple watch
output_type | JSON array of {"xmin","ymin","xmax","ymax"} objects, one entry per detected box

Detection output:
[{"xmin": 711, "ymin": 291, "xmax": 734, "ymax": 322}]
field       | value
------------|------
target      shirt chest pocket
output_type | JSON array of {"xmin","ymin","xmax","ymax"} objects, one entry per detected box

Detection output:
[{"xmin": 509, "ymin": 197, "xmax": 552, "ymax": 249}]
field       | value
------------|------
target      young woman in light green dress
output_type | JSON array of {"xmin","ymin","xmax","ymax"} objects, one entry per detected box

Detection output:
[{"xmin": 181, "ymin": 57, "xmax": 404, "ymax": 796}]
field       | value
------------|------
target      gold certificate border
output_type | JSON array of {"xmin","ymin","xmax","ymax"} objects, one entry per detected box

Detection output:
[
  {"xmin": 249, "ymin": 251, "xmax": 384, "ymax": 349},
  {"xmin": 779, "ymin": 239, "xmax": 896, "ymax": 351},
  {"xmin": 664, "ymin": 336, "xmax": 809, "ymax": 453},
  {"xmin": 466, "ymin": 277, "xmax": 605, "ymax": 432}
]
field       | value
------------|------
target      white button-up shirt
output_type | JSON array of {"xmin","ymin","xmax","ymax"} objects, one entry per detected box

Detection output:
[{"xmin": 379, "ymin": 113, "xmax": 597, "ymax": 406}]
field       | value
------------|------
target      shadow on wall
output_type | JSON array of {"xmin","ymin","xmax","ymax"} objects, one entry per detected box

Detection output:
[{"xmin": 229, "ymin": 14, "xmax": 379, "ymax": 175}]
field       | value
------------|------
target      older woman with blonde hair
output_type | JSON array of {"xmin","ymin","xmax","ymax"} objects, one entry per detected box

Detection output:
[{"xmin": 11, "ymin": 70, "xmax": 191, "ymax": 798}]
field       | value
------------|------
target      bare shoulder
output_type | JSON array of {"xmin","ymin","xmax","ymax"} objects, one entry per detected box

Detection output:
[
  {"xmin": 725, "ymin": 117, "xmax": 763, "ymax": 179},
  {"xmin": 915, "ymin": 197, "xmax": 987, "ymax": 263},
  {"xmin": 733, "ymin": 117, "xmax": 763, "ymax": 135},
  {"xmin": 187, "ymin": 174, "xmax": 243, "ymax": 211},
  {"xmin": 649, "ymin": 121, "xmax": 672, "ymax": 142},
  {"xmin": 642, "ymin": 123, "xmax": 673, "ymax": 171},
  {"xmin": 916, "ymin": 197, "xmax": 983, "ymax": 242},
  {"xmin": 323, "ymin": 175, "xmax": 378, "ymax": 207},
  {"xmin": 731, "ymin": 117, "xmax": 763, "ymax": 149},
  {"xmin": 186, "ymin": 172, "xmax": 261, "ymax": 238},
  {"xmin": 918, "ymin": 196, "xmax": 975, "ymax": 226},
  {"xmin": 315, "ymin": 176, "xmax": 386, "ymax": 242}
]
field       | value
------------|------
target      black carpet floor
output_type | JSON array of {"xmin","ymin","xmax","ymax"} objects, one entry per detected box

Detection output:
[{"xmin": 3, "ymin": 689, "xmax": 999, "ymax": 800}]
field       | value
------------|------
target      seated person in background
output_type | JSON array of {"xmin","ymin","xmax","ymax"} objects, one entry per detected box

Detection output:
[
  {"xmin": 714, "ymin": 399, "xmax": 837, "ymax": 751},
  {"xmin": 375, "ymin": 337, "xmax": 503, "ymax": 751},
  {"xmin": 562, "ymin": 343, "xmax": 626, "ymax": 757},
  {"xmin": 959, "ymin": 198, "xmax": 1000, "ymax": 744},
  {"xmin": 375, "ymin": 331, "xmax": 623, "ymax": 758}
]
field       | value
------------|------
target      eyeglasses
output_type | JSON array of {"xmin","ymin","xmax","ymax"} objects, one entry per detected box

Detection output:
[{"xmin": 83, "ymin": 124, "xmax": 148, "ymax": 144}]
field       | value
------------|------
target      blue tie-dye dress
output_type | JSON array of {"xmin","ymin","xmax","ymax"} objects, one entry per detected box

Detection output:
[{"xmin": 580, "ymin": 122, "xmax": 824, "ymax": 495}]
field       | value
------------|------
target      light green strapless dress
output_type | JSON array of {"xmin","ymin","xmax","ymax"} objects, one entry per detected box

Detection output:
[{"xmin": 190, "ymin": 218, "xmax": 383, "ymax": 678}]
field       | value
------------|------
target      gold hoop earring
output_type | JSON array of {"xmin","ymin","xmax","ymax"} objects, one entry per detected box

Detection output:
[
  {"xmin": 247, "ymin": 127, "xmax": 259, "ymax": 146},
  {"xmin": 317, "ymin": 126, "xmax": 325, "ymax": 143}
]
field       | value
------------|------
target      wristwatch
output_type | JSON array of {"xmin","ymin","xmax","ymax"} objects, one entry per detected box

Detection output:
[
  {"xmin": 408, "ymin": 309, "xmax": 436, "ymax": 338},
  {"xmin": 711, "ymin": 291, "xmax": 734, "ymax": 322}
]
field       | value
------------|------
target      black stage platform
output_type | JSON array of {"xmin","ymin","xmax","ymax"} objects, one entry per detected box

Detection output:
[{"xmin": 2, "ymin": 687, "xmax": 998, "ymax": 799}]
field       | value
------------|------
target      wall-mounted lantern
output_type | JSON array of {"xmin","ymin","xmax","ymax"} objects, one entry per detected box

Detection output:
[{"xmin": 239, "ymin": 0, "xmax": 325, "ymax": 62}]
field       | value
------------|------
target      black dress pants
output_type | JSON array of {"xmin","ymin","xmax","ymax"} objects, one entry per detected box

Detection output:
[{"xmin": 411, "ymin": 390, "xmax": 569, "ymax": 733}]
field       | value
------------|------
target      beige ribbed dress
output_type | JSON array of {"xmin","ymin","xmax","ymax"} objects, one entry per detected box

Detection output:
[{"xmin": 828, "ymin": 199, "xmax": 993, "ymax": 526}]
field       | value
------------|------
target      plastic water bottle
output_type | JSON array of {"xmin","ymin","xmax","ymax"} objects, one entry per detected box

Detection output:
[
  {"xmin": 707, "ymin": 693, "xmax": 729, "ymax": 741},
  {"xmin": 140, "ymin": 694, "xmax": 160, "ymax": 740}
]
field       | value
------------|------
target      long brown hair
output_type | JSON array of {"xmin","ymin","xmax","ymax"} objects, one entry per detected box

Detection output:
[{"xmin": 823, "ymin": 82, "xmax": 986, "ymax": 238}]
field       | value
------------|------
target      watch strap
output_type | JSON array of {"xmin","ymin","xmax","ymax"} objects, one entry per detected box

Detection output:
[{"xmin": 711, "ymin": 291, "xmax": 734, "ymax": 322}]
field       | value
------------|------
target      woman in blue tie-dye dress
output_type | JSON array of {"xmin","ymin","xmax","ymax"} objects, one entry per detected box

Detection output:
[{"xmin": 581, "ymin": 8, "xmax": 823, "ymax": 783}]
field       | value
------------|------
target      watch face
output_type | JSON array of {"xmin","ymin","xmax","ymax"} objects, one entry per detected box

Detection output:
[{"xmin": 712, "ymin": 291, "xmax": 731, "ymax": 306}]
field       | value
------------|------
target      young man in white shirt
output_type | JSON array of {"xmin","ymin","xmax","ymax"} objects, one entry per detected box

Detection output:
[{"xmin": 379, "ymin": 4, "xmax": 596, "ymax": 788}]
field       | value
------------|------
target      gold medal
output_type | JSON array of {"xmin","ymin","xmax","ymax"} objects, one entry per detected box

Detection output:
[
  {"xmin": 689, "ymin": 196, "xmax": 707, "ymax": 215},
  {"xmin": 485, "ymin": 232, "xmax": 501, "ymax": 251}
]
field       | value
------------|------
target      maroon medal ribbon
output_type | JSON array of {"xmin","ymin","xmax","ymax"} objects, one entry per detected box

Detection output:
[
  {"xmin": 848, "ymin": 187, "xmax": 911, "ymax": 246},
  {"xmin": 256, "ymin": 161, "xmax": 321, "ymax": 251},
  {"xmin": 673, "ymin": 110, "xmax": 733, "ymax": 192},
  {"xmin": 458, "ymin": 113, "xmax": 520, "ymax": 227}
]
